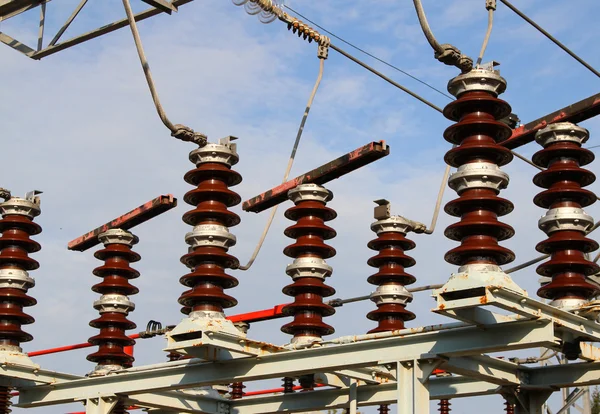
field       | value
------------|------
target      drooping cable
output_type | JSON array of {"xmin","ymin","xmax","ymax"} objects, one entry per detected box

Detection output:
[
  {"xmin": 121, "ymin": 0, "xmax": 206, "ymax": 144},
  {"xmin": 476, "ymin": 1, "xmax": 496, "ymax": 67},
  {"xmin": 237, "ymin": 57, "xmax": 326, "ymax": 270},
  {"xmin": 499, "ymin": 0, "xmax": 600, "ymax": 79},
  {"xmin": 411, "ymin": 0, "xmax": 472, "ymax": 72},
  {"xmin": 282, "ymin": 5, "xmax": 453, "ymax": 100}
]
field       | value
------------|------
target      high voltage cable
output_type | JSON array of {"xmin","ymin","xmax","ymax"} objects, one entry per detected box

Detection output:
[{"xmin": 283, "ymin": 4, "xmax": 453, "ymax": 100}]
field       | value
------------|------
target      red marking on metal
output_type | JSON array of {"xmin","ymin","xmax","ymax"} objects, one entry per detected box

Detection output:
[
  {"xmin": 226, "ymin": 304, "xmax": 287, "ymax": 323},
  {"xmin": 502, "ymin": 92, "xmax": 600, "ymax": 149},
  {"xmin": 243, "ymin": 383, "xmax": 326, "ymax": 397},
  {"xmin": 243, "ymin": 141, "xmax": 390, "ymax": 213},
  {"xmin": 68, "ymin": 194, "xmax": 177, "ymax": 252}
]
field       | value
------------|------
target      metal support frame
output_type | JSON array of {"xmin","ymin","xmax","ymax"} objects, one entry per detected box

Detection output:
[
  {"xmin": 0, "ymin": 0, "xmax": 194, "ymax": 59},
  {"xmin": 68, "ymin": 194, "xmax": 177, "ymax": 251},
  {"xmin": 242, "ymin": 140, "xmax": 390, "ymax": 213},
  {"xmin": 502, "ymin": 92, "xmax": 600, "ymax": 149}
]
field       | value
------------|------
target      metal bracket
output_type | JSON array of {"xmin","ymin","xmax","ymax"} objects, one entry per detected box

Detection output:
[
  {"xmin": 84, "ymin": 396, "xmax": 118, "ymax": 414},
  {"xmin": 141, "ymin": 0, "xmax": 178, "ymax": 14}
]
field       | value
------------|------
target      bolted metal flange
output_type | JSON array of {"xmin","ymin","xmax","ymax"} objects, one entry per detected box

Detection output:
[
  {"xmin": 98, "ymin": 229, "xmax": 138, "ymax": 247},
  {"xmin": 538, "ymin": 207, "xmax": 594, "ymax": 234},
  {"xmin": 93, "ymin": 294, "xmax": 135, "ymax": 314},
  {"xmin": 185, "ymin": 224, "xmax": 237, "ymax": 250},
  {"xmin": 189, "ymin": 137, "xmax": 239, "ymax": 167},
  {"xmin": 0, "ymin": 268, "xmax": 34, "ymax": 291},
  {"xmin": 286, "ymin": 257, "xmax": 332, "ymax": 280},
  {"xmin": 370, "ymin": 284, "xmax": 413, "ymax": 306},
  {"xmin": 448, "ymin": 162, "xmax": 509, "ymax": 194},
  {"xmin": 535, "ymin": 122, "xmax": 589, "ymax": 147},
  {"xmin": 371, "ymin": 216, "xmax": 414, "ymax": 236},
  {"xmin": 0, "ymin": 196, "xmax": 41, "ymax": 219},
  {"xmin": 447, "ymin": 68, "xmax": 507, "ymax": 98},
  {"xmin": 287, "ymin": 183, "xmax": 333, "ymax": 204}
]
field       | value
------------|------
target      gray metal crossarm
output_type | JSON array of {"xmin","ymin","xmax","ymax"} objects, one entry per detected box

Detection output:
[
  {"xmin": 125, "ymin": 391, "xmax": 229, "ymax": 414},
  {"xmin": 17, "ymin": 321, "xmax": 556, "ymax": 408},
  {"xmin": 441, "ymin": 356, "xmax": 523, "ymax": 386}
]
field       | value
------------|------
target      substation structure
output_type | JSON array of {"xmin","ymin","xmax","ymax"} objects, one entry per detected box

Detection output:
[
  {"xmin": 0, "ymin": 68, "xmax": 600, "ymax": 414},
  {"xmin": 3, "ymin": 1, "xmax": 600, "ymax": 414}
]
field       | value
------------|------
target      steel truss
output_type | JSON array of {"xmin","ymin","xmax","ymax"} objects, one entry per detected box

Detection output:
[
  {"xmin": 0, "ymin": 279, "xmax": 595, "ymax": 414},
  {"xmin": 0, "ymin": 0, "xmax": 194, "ymax": 60}
]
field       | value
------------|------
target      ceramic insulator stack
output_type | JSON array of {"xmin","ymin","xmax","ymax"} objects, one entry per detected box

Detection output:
[
  {"xmin": 281, "ymin": 184, "xmax": 337, "ymax": 346},
  {"xmin": 532, "ymin": 122, "xmax": 599, "ymax": 309}
]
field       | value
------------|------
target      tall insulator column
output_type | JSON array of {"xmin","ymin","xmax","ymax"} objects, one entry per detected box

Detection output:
[
  {"xmin": 532, "ymin": 123, "xmax": 599, "ymax": 309},
  {"xmin": 281, "ymin": 184, "xmax": 336, "ymax": 347},
  {"xmin": 0, "ymin": 192, "xmax": 41, "ymax": 349},
  {"xmin": 87, "ymin": 229, "xmax": 139, "ymax": 375},
  {"xmin": 178, "ymin": 137, "xmax": 241, "ymax": 319},
  {"xmin": 366, "ymin": 201, "xmax": 416, "ymax": 333},
  {"xmin": 443, "ymin": 68, "xmax": 517, "ymax": 285}
]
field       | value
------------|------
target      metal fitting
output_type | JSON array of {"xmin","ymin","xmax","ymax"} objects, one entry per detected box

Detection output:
[
  {"xmin": 538, "ymin": 207, "xmax": 594, "ymax": 234},
  {"xmin": 287, "ymin": 183, "xmax": 332, "ymax": 204},
  {"xmin": 370, "ymin": 284, "xmax": 413, "ymax": 306},
  {"xmin": 371, "ymin": 216, "xmax": 414, "ymax": 236},
  {"xmin": 0, "ymin": 193, "xmax": 41, "ymax": 219},
  {"xmin": 549, "ymin": 298, "xmax": 589, "ymax": 312},
  {"xmin": 535, "ymin": 122, "xmax": 589, "ymax": 147},
  {"xmin": 286, "ymin": 257, "xmax": 332, "ymax": 280},
  {"xmin": 93, "ymin": 294, "xmax": 135, "ymax": 314},
  {"xmin": 185, "ymin": 224, "xmax": 236, "ymax": 250},
  {"xmin": 189, "ymin": 136, "xmax": 239, "ymax": 167},
  {"xmin": 0, "ymin": 268, "xmax": 34, "ymax": 291},
  {"xmin": 88, "ymin": 364, "xmax": 125, "ymax": 377},
  {"xmin": 98, "ymin": 229, "xmax": 138, "ymax": 247},
  {"xmin": 447, "ymin": 67, "xmax": 507, "ymax": 98},
  {"xmin": 448, "ymin": 162, "xmax": 509, "ymax": 194}
]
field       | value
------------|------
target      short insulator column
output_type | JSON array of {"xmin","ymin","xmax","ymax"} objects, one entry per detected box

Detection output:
[
  {"xmin": 281, "ymin": 184, "xmax": 336, "ymax": 346},
  {"xmin": 230, "ymin": 382, "xmax": 246, "ymax": 399},
  {"xmin": 283, "ymin": 377, "xmax": 295, "ymax": 393},
  {"xmin": 505, "ymin": 400, "xmax": 514, "ymax": 414},
  {"xmin": 443, "ymin": 69, "xmax": 516, "ymax": 275},
  {"xmin": 532, "ymin": 123, "xmax": 599, "ymax": 309},
  {"xmin": 378, "ymin": 404, "xmax": 390, "ymax": 414},
  {"xmin": 366, "ymin": 205, "xmax": 416, "ymax": 333},
  {"xmin": 439, "ymin": 399, "xmax": 451, "ymax": 413},
  {"xmin": 87, "ymin": 229, "xmax": 139, "ymax": 373},
  {"xmin": 178, "ymin": 137, "xmax": 241, "ymax": 318},
  {"xmin": 0, "ymin": 194, "xmax": 41, "ymax": 349}
]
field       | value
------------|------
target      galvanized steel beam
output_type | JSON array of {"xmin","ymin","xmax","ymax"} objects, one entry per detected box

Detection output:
[{"xmin": 17, "ymin": 320, "xmax": 556, "ymax": 407}]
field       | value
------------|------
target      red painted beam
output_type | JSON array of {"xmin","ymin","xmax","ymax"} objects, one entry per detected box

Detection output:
[
  {"xmin": 227, "ymin": 304, "xmax": 288, "ymax": 323},
  {"xmin": 502, "ymin": 92, "xmax": 600, "ymax": 150},
  {"xmin": 242, "ymin": 140, "xmax": 390, "ymax": 213},
  {"xmin": 68, "ymin": 194, "xmax": 177, "ymax": 252}
]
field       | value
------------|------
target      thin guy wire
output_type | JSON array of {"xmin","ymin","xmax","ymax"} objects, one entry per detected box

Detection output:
[
  {"xmin": 476, "ymin": 8, "xmax": 494, "ymax": 67},
  {"xmin": 499, "ymin": 0, "xmax": 600, "ymax": 79},
  {"xmin": 283, "ymin": 4, "xmax": 453, "ymax": 100},
  {"xmin": 237, "ymin": 57, "xmax": 326, "ymax": 271},
  {"xmin": 122, "ymin": 0, "xmax": 176, "ymax": 133}
]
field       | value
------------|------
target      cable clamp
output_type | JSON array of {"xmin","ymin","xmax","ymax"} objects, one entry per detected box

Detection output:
[
  {"xmin": 486, "ymin": 0, "xmax": 497, "ymax": 10},
  {"xmin": 317, "ymin": 35, "xmax": 330, "ymax": 59},
  {"xmin": 435, "ymin": 44, "xmax": 473, "ymax": 72},
  {"xmin": 171, "ymin": 124, "xmax": 208, "ymax": 146}
]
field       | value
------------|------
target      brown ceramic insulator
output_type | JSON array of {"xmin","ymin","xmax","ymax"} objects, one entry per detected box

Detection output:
[
  {"xmin": 0, "ymin": 213, "xmax": 41, "ymax": 346},
  {"xmin": 230, "ymin": 382, "xmax": 246, "ymax": 399},
  {"xmin": 443, "ymin": 90, "xmax": 515, "ymax": 267},
  {"xmin": 439, "ymin": 399, "xmax": 451, "ymax": 413},
  {"xmin": 87, "ymin": 236, "xmax": 139, "ymax": 368},
  {"xmin": 179, "ymin": 161, "xmax": 241, "ymax": 314},
  {"xmin": 505, "ymin": 401, "xmax": 514, "ymax": 414},
  {"xmin": 378, "ymin": 404, "xmax": 390, "ymax": 414},
  {"xmin": 0, "ymin": 386, "xmax": 11, "ymax": 414},
  {"xmin": 532, "ymin": 127, "xmax": 600, "ymax": 301},
  {"xmin": 366, "ymin": 230, "xmax": 416, "ymax": 333},
  {"xmin": 283, "ymin": 377, "xmax": 295, "ymax": 393},
  {"xmin": 281, "ymin": 189, "xmax": 337, "ymax": 341}
]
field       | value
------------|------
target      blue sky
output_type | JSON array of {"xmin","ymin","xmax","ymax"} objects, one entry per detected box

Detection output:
[{"xmin": 2, "ymin": 0, "xmax": 600, "ymax": 413}]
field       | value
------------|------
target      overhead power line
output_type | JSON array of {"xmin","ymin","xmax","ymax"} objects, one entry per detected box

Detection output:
[
  {"xmin": 499, "ymin": 0, "xmax": 600, "ymax": 79},
  {"xmin": 283, "ymin": 4, "xmax": 453, "ymax": 100}
]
